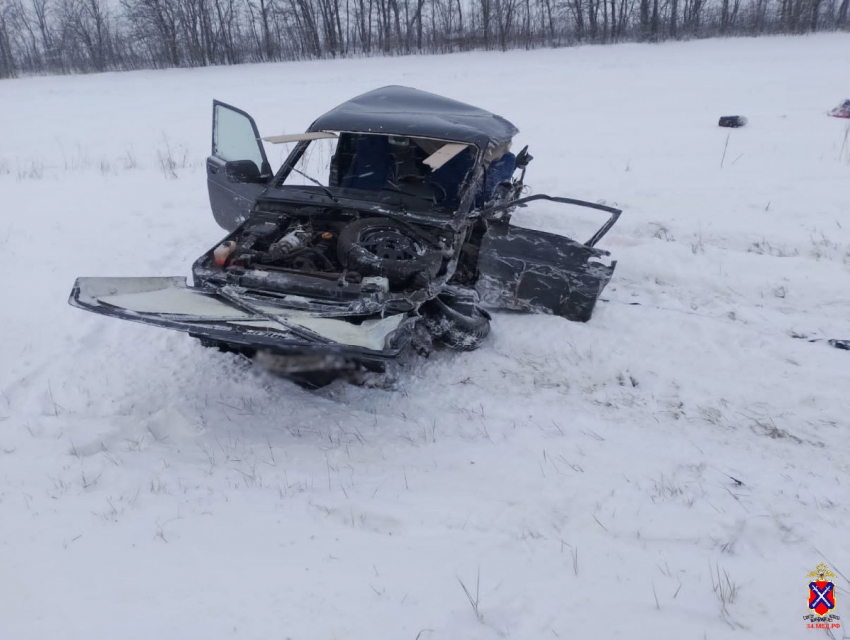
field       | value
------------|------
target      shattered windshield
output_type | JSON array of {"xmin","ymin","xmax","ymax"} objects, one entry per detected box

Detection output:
[{"xmin": 272, "ymin": 134, "xmax": 475, "ymax": 212}]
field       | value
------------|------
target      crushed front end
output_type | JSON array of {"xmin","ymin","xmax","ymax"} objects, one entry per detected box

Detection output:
[{"xmin": 69, "ymin": 199, "xmax": 462, "ymax": 386}]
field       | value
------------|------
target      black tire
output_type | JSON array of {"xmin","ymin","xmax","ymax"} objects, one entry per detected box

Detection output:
[
  {"xmin": 286, "ymin": 371, "xmax": 340, "ymax": 389},
  {"xmin": 421, "ymin": 296, "xmax": 491, "ymax": 351},
  {"xmin": 337, "ymin": 217, "xmax": 443, "ymax": 289}
]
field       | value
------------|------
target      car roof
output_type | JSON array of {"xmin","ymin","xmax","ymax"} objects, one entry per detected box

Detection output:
[{"xmin": 307, "ymin": 86, "xmax": 519, "ymax": 150}]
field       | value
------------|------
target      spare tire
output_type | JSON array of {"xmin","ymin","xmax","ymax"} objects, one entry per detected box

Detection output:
[
  {"xmin": 338, "ymin": 218, "xmax": 443, "ymax": 289},
  {"xmin": 421, "ymin": 295, "xmax": 491, "ymax": 351}
]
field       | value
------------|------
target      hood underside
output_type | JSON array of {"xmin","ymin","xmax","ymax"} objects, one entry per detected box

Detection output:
[{"xmin": 70, "ymin": 276, "xmax": 408, "ymax": 353}]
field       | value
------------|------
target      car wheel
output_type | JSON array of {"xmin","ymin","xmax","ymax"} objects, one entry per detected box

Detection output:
[
  {"xmin": 337, "ymin": 217, "xmax": 443, "ymax": 289},
  {"xmin": 421, "ymin": 295, "xmax": 491, "ymax": 351}
]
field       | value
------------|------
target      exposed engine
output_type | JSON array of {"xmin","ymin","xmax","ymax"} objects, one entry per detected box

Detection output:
[
  {"xmin": 215, "ymin": 218, "xmax": 343, "ymax": 275},
  {"xmin": 200, "ymin": 212, "xmax": 451, "ymax": 299}
]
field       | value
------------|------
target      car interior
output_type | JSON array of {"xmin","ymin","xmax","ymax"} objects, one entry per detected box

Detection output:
[{"xmin": 327, "ymin": 133, "xmax": 517, "ymax": 209}]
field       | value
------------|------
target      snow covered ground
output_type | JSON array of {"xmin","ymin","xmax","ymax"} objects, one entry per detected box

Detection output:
[{"xmin": 1, "ymin": 34, "xmax": 849, "ymax": 639}]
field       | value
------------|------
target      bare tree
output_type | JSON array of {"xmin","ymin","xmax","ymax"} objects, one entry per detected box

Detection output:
[{"xmin": 1, "ymin": 0, "xmax": 848, "ymax": 80}]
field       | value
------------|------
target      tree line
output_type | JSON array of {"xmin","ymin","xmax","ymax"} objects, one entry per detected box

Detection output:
[{"xmin": 1, "ymin": 0, "xmax": 847, "ymax": 79}]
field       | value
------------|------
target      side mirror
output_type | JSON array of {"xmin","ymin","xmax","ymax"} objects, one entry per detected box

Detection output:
[{"xmin": 225, "ymin": 159, "xmax": 262, "ymax": 183}]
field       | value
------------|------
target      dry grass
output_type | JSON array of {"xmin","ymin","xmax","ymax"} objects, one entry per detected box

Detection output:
[{"xmin": 457, "ymin": 569, "xmax": 483, "ymax": 622}]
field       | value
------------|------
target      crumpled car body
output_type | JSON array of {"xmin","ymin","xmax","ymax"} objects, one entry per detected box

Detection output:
[{"xmin": 69, "ymin": 86, "xmax": 621, "ymax": 387}]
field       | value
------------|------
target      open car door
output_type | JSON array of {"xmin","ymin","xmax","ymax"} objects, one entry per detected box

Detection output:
[
  {"xmin": 475, "ymin": 195, "xmax": 622, "ymax": 322},
  {"xmin": 207, "ymin": 100, "xmax": 273, "ymax": 231}
]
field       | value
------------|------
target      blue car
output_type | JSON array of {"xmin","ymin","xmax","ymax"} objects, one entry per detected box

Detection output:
[{"xmin": 70, "ymin": 86, "xmax": 621, "ymax": 387}]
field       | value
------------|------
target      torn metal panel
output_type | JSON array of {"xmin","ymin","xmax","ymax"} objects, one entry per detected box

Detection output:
[
  {"xmin": 70, "ymin": 276, "xmax": 411, "ymax": 358},
  {"xmin": 262, "ymin": 131, "xmax": 339, "ymax": 144},
  {"xmin": 479, "ymin": 194, "xmax": 622, "ymax": 248},
  {"xmin": 476, "ymin": 223, "xmax": 616, "ymax": 321},
  {"xmin": 423, "ymin": 143, "xmax": 469, "ymax": 170}
]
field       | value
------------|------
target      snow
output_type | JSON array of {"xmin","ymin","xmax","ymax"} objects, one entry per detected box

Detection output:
[{"xmin": 1, "ymin": 34, "xmax": 849, "ymax": 639}]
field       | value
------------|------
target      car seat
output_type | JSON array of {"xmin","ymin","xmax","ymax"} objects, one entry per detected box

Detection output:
[
  {"xmin": 340, "ymin": 134, "xmax": 392, "ymax": 190},
  {"xmin": 428, "ymin": 149, "xmax": 475, "ymax": 209}
]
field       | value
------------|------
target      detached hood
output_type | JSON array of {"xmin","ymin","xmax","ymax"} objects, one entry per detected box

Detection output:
[{"xmin": 70, "ymin": 276, "xmax": 408, "ymax": 356}]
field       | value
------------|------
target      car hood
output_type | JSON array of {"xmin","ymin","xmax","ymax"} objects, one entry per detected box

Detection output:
[{"xmin": 69, "ymin": 276, "xmax": 410, "ymax": 355}]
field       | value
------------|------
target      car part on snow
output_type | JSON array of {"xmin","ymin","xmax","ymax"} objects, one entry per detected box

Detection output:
[
  {"xmin": 421, "ymin": 291, "xmax": 491, "ymax": 351},
  {"xmin": 337, "ymin": 217, "xmax": 444, "ymax": 289},
  {"xmin": 807, "ymin": 338, "xmax": 850, "ymax": 351},
  {"xmin": 718, "ymin": 116, "xmax": 748, "ymax": 128},
  {"xmin": 828, "ymin": 100, "xmax": 850, "ymax": 119}
]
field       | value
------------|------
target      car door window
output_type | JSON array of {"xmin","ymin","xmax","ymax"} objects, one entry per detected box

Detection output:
[{"xmin": 214, "ymin": 104, "xmax": 265, "ymax": 172}]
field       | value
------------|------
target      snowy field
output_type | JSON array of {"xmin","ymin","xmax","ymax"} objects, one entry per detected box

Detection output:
[{"xmin": 1, "ymin": 34, "xmax": 849, "ymax": 639}]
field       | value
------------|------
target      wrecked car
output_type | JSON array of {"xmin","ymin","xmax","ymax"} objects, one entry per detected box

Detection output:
[{"xmin": 69, "ymin": 86, "xmax": 621, "ymax": 386}]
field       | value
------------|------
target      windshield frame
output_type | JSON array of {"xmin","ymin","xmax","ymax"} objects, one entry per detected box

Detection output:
[{"xmin": 270, "ymin": 132, "xmax": 483, "ymax": 221}]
